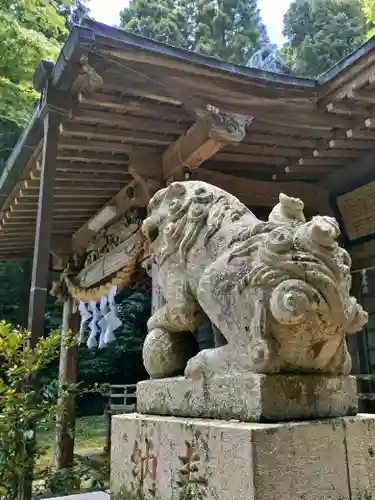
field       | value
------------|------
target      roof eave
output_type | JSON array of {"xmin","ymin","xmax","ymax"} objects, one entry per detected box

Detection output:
[
  {"xmin": 0, "ymin": 104, "xmax": 44, "ymax": 205},
  {"xmin": 82, "ymin": 20, "xmax": 317, "ymax": 89}
]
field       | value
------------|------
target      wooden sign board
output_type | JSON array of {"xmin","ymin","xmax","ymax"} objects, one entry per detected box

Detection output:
[{"xmin": 336, "ymin": 180, "xmax": 375, "ymax": 242}]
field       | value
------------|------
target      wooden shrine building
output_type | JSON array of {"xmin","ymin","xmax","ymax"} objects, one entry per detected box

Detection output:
[{"xmin": 4, "ymin": 19, "xmax": 375, "ymax": 471}]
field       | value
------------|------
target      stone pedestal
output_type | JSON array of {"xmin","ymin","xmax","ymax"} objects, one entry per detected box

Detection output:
[
  {"xmin": 137, "ymin": 373, "xmax": 358, "ymax": 422},
  {"xmin": 111, "ymin": 413, "xmax": 375, "ymax": 500}
]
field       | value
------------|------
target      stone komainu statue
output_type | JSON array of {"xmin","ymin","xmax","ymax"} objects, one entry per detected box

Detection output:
[{"xmin": 141, "ymin": 181, "xmax": 368, "ymax": 380}]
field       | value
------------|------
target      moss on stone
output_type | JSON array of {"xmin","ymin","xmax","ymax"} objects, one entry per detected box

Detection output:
[
  {"xmin": 112, "ymin": 484, "xmax": 207, "ymax": 500},
  {"xmin": 112, "ymin": 486, "xmax": 162, "ymax": 500}
]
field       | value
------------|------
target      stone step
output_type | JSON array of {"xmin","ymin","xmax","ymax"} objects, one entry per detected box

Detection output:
[{"xmin": 44, "ymin": 492, "xmax": 110, "ymax": 500}]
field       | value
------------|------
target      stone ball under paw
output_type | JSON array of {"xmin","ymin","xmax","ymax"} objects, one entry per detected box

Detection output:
[{"xmin": 142, "ymin": 328, "xmax": 198, "ymax": 379}]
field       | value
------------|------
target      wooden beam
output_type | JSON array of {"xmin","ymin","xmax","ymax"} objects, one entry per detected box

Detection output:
[
  {"xmin": 282, "ymin": 105, "xmax": 375, "ymax": 178},
  {"xmin": 345, "ymin": 88, "xmax": 375, "ymax": 105},
  {"xmin": 326, "ymin": 139, "xmax": 375, "ymax": 151},
  {"xmin": 226, "ymin": 143, "xmax": 304, "ymax": 158},
  {"xmin": 252, "ymin": 122, "xmax": 333, "ymax": 139},
  {"xmin": 365, "ymin": 117, "xmax": 375, "ymax": 129},
  {"xmin": 196, "ymin": 168, "xmax": 331, "ymax": 214},
  {"xmin": 346, "ymin": 128, "xmax": 375, "ymax": 140},
  {"xmin": 245, "ymin": 133, "xmax": 317, "ymax": 149},
  {"xmin": 75, "ymin": 109, "xmax": 188, "ymax": 135},
  {"xmin": 162, "ymin": 109, "xmax": 251, "ymax": 181},
  {"xmin": 58, "ymin": 139, "xmax": 137, "ymax": 154},
  {"xmin": 326, "ymin": 101, "xmax": 373, "ymax": 117},
  {"xmin": 311, "ymin": 149, "xmax": 361, "ymax": 159},
  {"xmin": 61, "ymin": 123, "xmax": 177, "ymax": 146},
  {"xmin": 319, "ymin": 61, "xmax": 375, "ymax": 105},
  {"xmin": 78, "ymin": 92, "xmax": 188, "ymax": 122},
  {"xmin": 216, "ymin": 153, "xmax": 287, "ymax": 164},
  {"xmin": 56, "ymin": 150, "xmax": 129, "ymax": 164},
  {"xmin": 19, "ymin": 189, "xmax": 113, "ymax": 199},
  {"xmin": 31, "ymin": 169, "xmax": 130, "ymax": 184},
  {"xmin": 54, "ymin": 161, "xmax": 129, "ymax": 175}
]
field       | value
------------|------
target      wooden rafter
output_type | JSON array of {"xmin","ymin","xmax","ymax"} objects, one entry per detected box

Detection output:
[
  {"xmin": 320, "ymin": 148, "xmax": 375, "ymax": 191},
  {"xmin": 284, "ymin": 109, "xmax": 375, "ymax": 176},
  {"xmin": 196, "ymin": 168, "xmax": 331, "ymax": 214}
]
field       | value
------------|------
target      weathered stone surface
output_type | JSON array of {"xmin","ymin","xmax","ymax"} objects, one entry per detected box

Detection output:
[
  {"xmin": 137, "ymin": 373, "xmax": 358, "ymax": 422},
  {"xmin": 110, "ymin": 413, "xmax": 375, "ymax": 500},
  {"xmin": 141, "ymin": 181, "xmax": 368, "ymax": 381}
]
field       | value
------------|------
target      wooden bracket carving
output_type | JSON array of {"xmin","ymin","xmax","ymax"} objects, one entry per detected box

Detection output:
[
  {"xmin": 197, "ymin": 106, "xmax": 252, "ymax": 144},
  {"xmin": 162, "ymin": 107, "xmax": 252, "ymax": 181},
  {"xmin": 76, "ymin": 56, "xmax": 104, "ymax": 93}
]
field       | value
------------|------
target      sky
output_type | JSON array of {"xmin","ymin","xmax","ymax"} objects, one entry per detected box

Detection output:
[{"xmin": 87, "ymin": 0, "xmax": 292, "ymax": 46}]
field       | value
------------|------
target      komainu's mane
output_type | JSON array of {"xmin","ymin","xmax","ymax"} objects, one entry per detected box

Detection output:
[{"xmin": 148, "ymin": 182, "xmax": 249, "ymax": 265}]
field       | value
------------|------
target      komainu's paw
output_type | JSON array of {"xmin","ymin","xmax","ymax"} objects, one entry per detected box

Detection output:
[
  {"xmin": 143, "ymin": 328, "xmax": 198, "ymax": 379},
  {"xmin": 184, "ymin": 353, "xmax": 206, "ymax": 380},
  {"xmin": 184, "ymin": 347, "xmax": 229, "ymax": 380}
]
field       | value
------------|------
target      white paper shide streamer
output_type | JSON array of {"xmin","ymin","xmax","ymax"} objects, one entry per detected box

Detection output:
[
  {"xmin": 77, "ymin": 286, "xmax": 122, "ymax": 349},
  {"xmin": 87, "ymin": 300, "xmax": 101, "ymax": 348},
  {"xmin": 98, "ymin": 296, "xmax": 109, "ymax": 349},
  {"xmin": 78, "ymin": 301, "xmax": 91, "ymax": 345},
  {"xmin": 104, "ymin": 286, "xmax": 122, "ymax": 345}
]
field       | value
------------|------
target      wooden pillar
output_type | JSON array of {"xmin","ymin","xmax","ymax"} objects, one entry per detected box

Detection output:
[
  {"xmin": 54, "ymin": 298, "xmax": 80, "ymax": 469},
  {"xmin": 27, "ymin": 111, "xmax": 60, "ymax": 346},
  {"xmin": 19, "ymin": 111, "xmax": 60, "ymax": 500}
]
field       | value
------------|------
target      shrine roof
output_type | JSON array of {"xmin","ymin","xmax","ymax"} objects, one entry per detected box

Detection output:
[{"xmin": 1, "ymin": 20, "xmax": 375, "ymax": 260}]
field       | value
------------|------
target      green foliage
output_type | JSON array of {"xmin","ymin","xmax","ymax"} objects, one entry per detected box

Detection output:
[
  {"xmin": 281, "ymin": 0, "xmax": 366, "ymax": 77},
  {"xmin": 120, "ymin": 0, "xmax": 269, "ymax": 65},
  {"xmin": 0, "ymin": 323, "xmax": 61, "ymax": 499},
  {"xmin": 0, "ymin": 261, "xmax": 32, "ymax": 328},
  {"xmin": 0, "ymin": 0, "xmax": 90, "ymax": 169},
  {"xmin": 76, "ymin": 287, "xmax": 150, "ymax": 414},
  {"xmin": 39, "ymin": 287, "xmax": 150, "ymax": 416},
  {"xmin": 0, "ymin": 11, "xmax": 60, "ymax": 84},
  {"xmin": 33, "ymin": 453, "xmax": 109, "ymax": 498},
  {"xmin": 194, "ymin": 0, "xmax": 269, "ymax": 64},
  {"xmin": 362, "ymin": 0, "xmax": 375, "ymax": 38},
  {"xmin": 120, "ymin": 0, "xmax": 191, "ymax": 48}
]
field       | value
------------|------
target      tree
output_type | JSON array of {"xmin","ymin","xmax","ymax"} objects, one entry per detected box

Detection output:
[
  {"xmin": 0, "ymin": 4, "xmax": 59, "ymax": 168},
  {"xmin": 0, "ymin": 0, "xmax": 90, "ymax": 331},
  {"xmin": 55, "ymin": 1, "xmax": 91, "ymax": 31},
  {"xmin": 0, "ymin": 0, "xmax": 64, "ymax": 328},
  {"xmin": 361, "ymin": 0, "xmax": 375, "ymax": 38},
  {"xmin": 0, "ymin": 324, "xmax": 61, "ymax": 500},
  {"xmin": 0, "ymin": 261, "xmax": 32, "ymax": 328},
  {"xmin": 281, "ymin": 0, "xmax": 366, "ymax": 77},
  {"xmin": 0, "ymin": 0, "xmax": 90, "ymax": 168},
  {"xmin": 120, "ymin": 0, "xmax": 191, "ymax": 48},
  {"xmin": 120, "ymin": 0, "xmax": 269, "ymax": 65},
  {"xmin": 194, "ymin": 0, "xmax": 268, "ymax": 64},
  {"xmin": 75, "ymin": 287, "xmax": 150, "ymax": 415}
]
